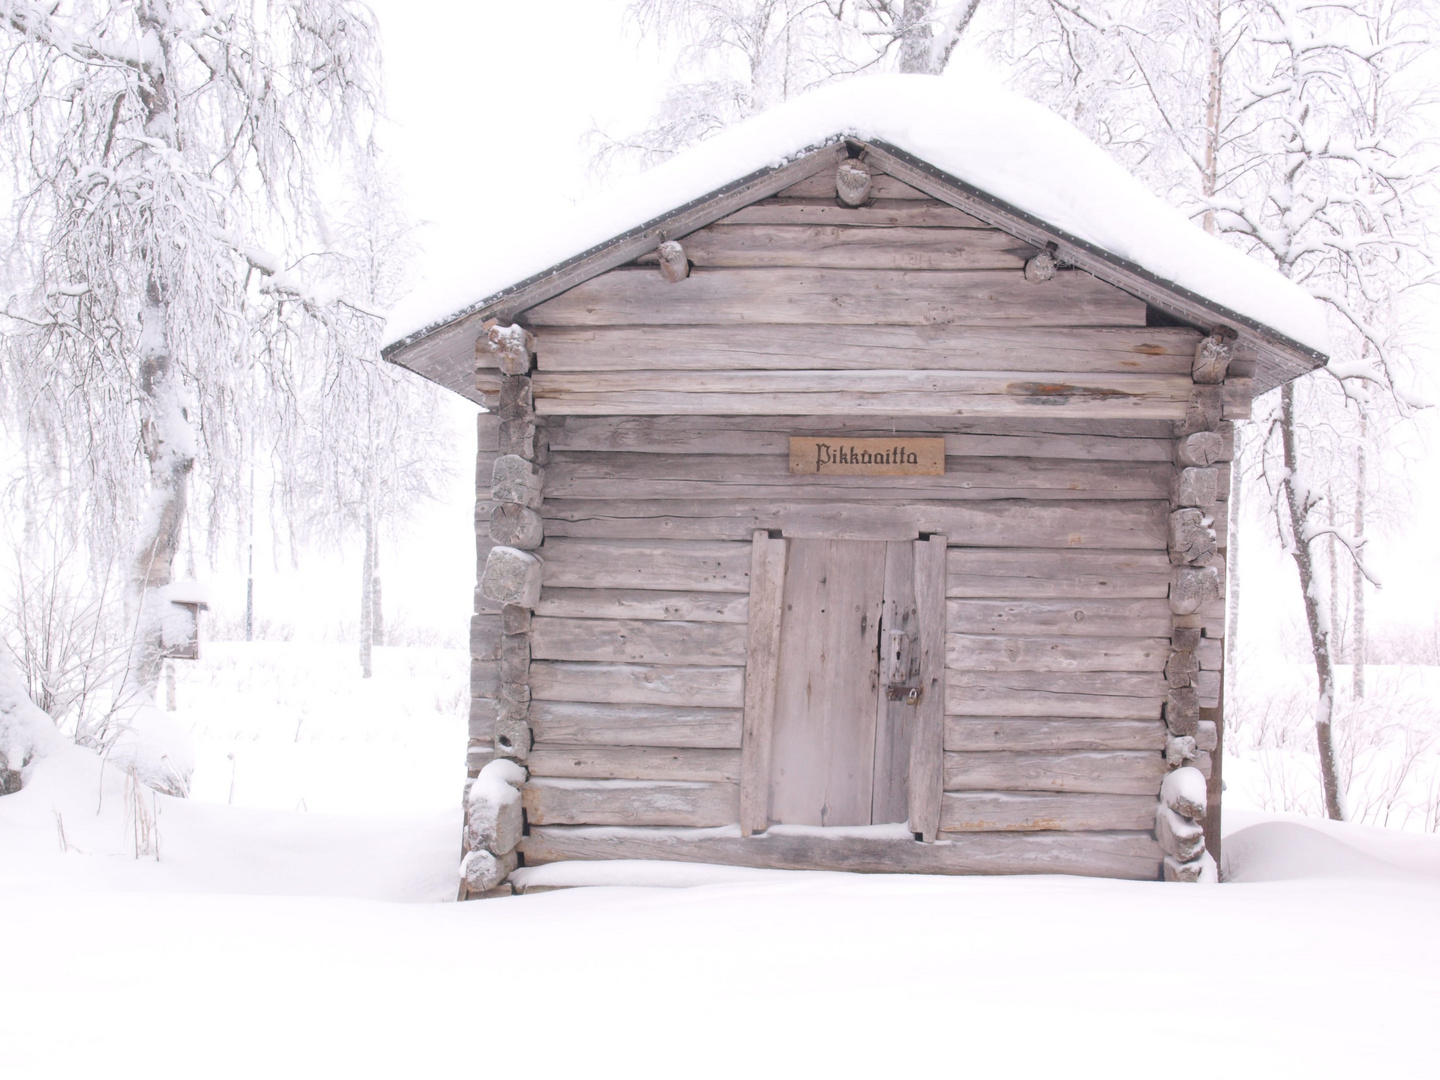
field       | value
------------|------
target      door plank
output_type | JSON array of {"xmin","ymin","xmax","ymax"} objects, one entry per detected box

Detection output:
[
  {"xmin": 871, "ymin": 541, "xmax": 916, "ymax": 825},
  {"xmin": 740, "ymin": 532, "xmax": 788, "ymax": 836},
  {"xmin": 768, "ymin": 539, "xmax": 886, "ymax": 827},
  {"xmin": 908, "ymin": 534, "xmax": 949, "ymax": 841}
]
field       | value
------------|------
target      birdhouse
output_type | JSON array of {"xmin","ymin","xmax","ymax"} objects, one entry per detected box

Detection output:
[{"xmin": 161, "ymin": 581, "xmax": 211, "ymax": 661}]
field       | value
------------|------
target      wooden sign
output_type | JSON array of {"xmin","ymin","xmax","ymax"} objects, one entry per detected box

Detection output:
[{"xmin": 789, "ymin": 436, "xmax": 945, "ymax": 476}]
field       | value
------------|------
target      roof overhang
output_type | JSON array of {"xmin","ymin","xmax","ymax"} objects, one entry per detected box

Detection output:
[{"xmin": 383, "ymin": 136, "xmax": 1325, "ymax": 404}]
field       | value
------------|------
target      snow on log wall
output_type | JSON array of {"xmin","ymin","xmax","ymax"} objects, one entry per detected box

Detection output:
[{"xmin": 465, "ymin": 167, "xmax": 1247, "ymax": 886}]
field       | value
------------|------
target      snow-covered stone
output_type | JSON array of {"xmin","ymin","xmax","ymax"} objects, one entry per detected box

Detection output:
[
  {"xmin": 465, "ymin": 761, "xmax": 526, "ymax": 855},
  {"xmin": 1156, "ymin": 804, "xmax": 1205, "ymax": 861},
  {"xmin": 1161, "ymin": 766, "xmax": 1208, "ymax": 822},
  {"xmin": 461, "ymin": 848, "xmax": 518, "ymax": 893},
  {"xmin": 1164, "ymin": 851, "xmax": 1218, "ymax": 884},
  {"xmin": 1165, "ymin": 735, "xmax": 1198, "ymax": 769},
  {"xmin": 0, "ymin": 654, "xmax": 62, "ymax": 794}
]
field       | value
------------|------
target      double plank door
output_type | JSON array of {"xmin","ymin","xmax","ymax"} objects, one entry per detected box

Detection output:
[{"xmin": 741, "ymin": 533, "xmax": 946, "ymax": 838}]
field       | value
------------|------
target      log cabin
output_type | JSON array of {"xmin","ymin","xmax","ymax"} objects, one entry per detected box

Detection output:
[{"xmin": 381, "ymin": 76, "xmax": 1330, "ymax": 895}]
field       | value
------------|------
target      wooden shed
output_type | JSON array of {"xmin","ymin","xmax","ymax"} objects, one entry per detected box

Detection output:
[{"xmin": 382, "ymin": 77, "xmax": 1329, "ymax": 894}]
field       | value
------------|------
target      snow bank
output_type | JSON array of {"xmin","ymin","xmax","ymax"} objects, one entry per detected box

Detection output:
[
  {"xmin": 0, "ymin": 652, "xmax": 62, "ymax": 791},
  {"xmin": 385, "ymin": 73, "xmax": 1330, "ymax": 358}
]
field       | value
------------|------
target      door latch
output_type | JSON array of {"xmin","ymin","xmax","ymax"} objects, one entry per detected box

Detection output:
[{"xmin": 886, "ymin": 685, "xmax": 922, "ymax": 705}]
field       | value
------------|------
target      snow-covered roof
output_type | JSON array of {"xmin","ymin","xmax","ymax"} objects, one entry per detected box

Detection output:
[{"xmin": 383, "ymin": 73, "xmax": 1330, "ymax": 391}]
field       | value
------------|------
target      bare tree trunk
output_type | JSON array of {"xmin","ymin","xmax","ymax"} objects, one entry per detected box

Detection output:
[
  {"xmin": 1353, "ymin": 412, "xmax": 1367, "ymax": 699},
  {"xmin": 1280, "ymin": 382, "xmax": 1346, "ymax": 820},
  {"xmin": 132, "ymin": 277, "xmax": 193, "ymax": 693},
  {"xmin": 1201, "ymin": 0, "xmax": 1223, "ymax": 235},
  {"xmin": 1326, "ymin": 490, "xmax": 1342, "ymax": 663},
  {"xmin": 360, "ymin": 510, "xmax": 374, "ymax": 679},
  {"xmin": 371, "ymin": 539, "xmax": 384, "ymax": 647},
  {"xmin": 898, "ymin": 0, "xmax": 936, "ymax": 73}
]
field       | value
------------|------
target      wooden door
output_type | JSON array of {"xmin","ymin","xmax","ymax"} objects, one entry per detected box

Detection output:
[
  {"xmin": 767, "ymin": 539, "xmax": 886, "ymax": 827},
  {"xmin": 738, "ymin": 533, "xmax": 947, "ymax": 837}
]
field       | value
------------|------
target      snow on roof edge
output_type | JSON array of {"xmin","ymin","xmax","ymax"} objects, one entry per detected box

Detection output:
[{"xmin": 383, "ymin": 75, "xmax": 1332, "ymax": 362}]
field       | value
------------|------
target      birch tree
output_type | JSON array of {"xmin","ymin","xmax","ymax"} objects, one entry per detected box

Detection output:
[
  {"xmin": 599, "ymin": 0, "xmax": 984, "ymax": 167},
  {"xmin": 989, "ymin": 0, "xmax": 1435, "ymax": 820},
  {"xmin": 0, "ymin": 0, "xmax": 383, "ymax": 787}
]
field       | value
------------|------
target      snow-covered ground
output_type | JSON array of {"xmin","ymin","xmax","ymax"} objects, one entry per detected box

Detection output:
[{"xmin": 3, "ymin": 642, "xmax": 1439, "ymax": 1078}]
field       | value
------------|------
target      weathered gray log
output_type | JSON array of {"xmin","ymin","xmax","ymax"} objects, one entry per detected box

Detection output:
[
  {"xmin": 1195, "ymin": 719, "xmax": 1218, "ymax": 752},
  {"xmin": 1164, "ymin": 734, "xmax": 1197, "ymax": 768},
  {"xmin": 945, "ymin": 717, "xmax": 1167, "ymax": 752},
  {"xmin": 465, "ymin": 760, "xmax": 526, "ymax": 855},
  {"xmin": 1198, "ymin": 636, "xmax": 1223, "ymax": 669},
  {"xmin": 520, "ymin": 824, "xmax": 1163, "ymax": 880},
  {"xmin": 523, "ymin": 267, "xmax": 1148, "ymax": 329},
  {"xmin": 498, "ymin": 375, "xmax": 533, "ymax": 419},
  {"xmin": 538, "ymin": 326, "xmax": 1199, "ymax": 376},
  {"xmin": 941, "ymin": 790, "xmax": 1156, "ymax": 832},
  {"xmin": 502, "ymin": 604, "xmax": 532, "ymax": 635},
  {"xmin": 720, "ymin": 198, "xmax": 986, "ymax": 228},
  {"xmin": 544, "ymin": 498, "xmax": 1168, "ymax": 550},
  {"xmin": 1164, "ymin": 648, "xmax": 1199, "ymax": 688},
  {"xmin": 477, "ymin": 321, "xmax": 536, "ymax": 376},
  {"xmin": 499, "ymin": 419, "xmax": 540, "ymax": 460},
  {"xmin": 1181, "ymin": 386, "xmax": 1224, "ymax": 435},
  {"xmin": 1170, "ymin": 565, "xmax": 1222, "ymax": 615},
  {"xmin": 1192, "ymin": 329, "xmax": 1235, "ymax": 384},
  {"xmin": 542, "ymin": 451, "xmax": 1169, "ymax": 502},
  {"xmin": 534, "ymin": 587, "xmax": 749, "ymax": 623},
  {"xmin": 944, "ymin": 750, "xmax": 1167, "ymax": 795},
  {"xmin": 540, "ymin": 538, "xmax": 752, "ymax": 593},
  {"xmin": 526, "ymin": 745, "xmax": 741, "ymax": 783},
  {"xmin": 522, "ymin": 778, "xmax": 739, "ymax": 827},
  {"xmin": 492, "ymin": 455, "xmax": 544, "ymax": 509},
  {"xmin": 470, "ymin": 612, "xmax": 502, "ymax": 660},
  {"xmin": 471, "ymin": 660, "xmax": 500, "ymax": 699},
  {"xmin": 656, "ymin": 240, "xmax": 690, "ymax": 283},
  {"xmin": 1172, "ymin": 466, "xmax": 1219, "ymax": 508},
  {"xmin": 1168, "ymin": 508, "xmax": 1217, "ymax": 565},
  {"xmin": 635, "ymin": 223, "xmax": 1026, "ymax": 271},
  {"xmin": 1155, "ymin": 804, "xmax": 1206, "ymax": 861},
  {"xmin": 1024, "ymin": 249, "xmax": 1057, "ymax": 283},
  {"xmin": 835, "ymin": 159, "xmax": 872, "ymax": 206},
  {"xmin": 949, "ymin": 548, "xmax": 1173, "ymax": 599},
  {"xmin": 465, "ymin": 742, "xmax": 495, "ymax": 776},
  {"xmin": 480, "ymin": 546, "xmax": 543, "ymax": 608},
  {"xmin": 527, "ymin": 700, "xmax": 742, "ymax": 748},
  {"xmin": 948, "ymin": 633, "xmax": 1167, "ymax": 673},
  {"xmin": 1160, "ymin": 765, "xmax": 1207, "ymax": 820},
  {"xmin": 1175, "ymin": 430, "xmax": 1224, "ymax": 467},
  {"xmin": 530, "ymin": 616, "xmax": 746, "ymax": 665},
  {"xmin": 945, "ymin": 685, "xmax": 1162, "ymax": 721},
  {"xmin": 1165, "ymin": 687, "xmax": 1199, "ymax": 736},
  {"xmin": 493, "ymin": 715, "xmax": 532, "ymax": 760},
  {"xmin": 1197, "ymin": 668, "xmax": 1221, "ymax": 708},
  {"xmin": 461, "ymin": 849, "xmax": 518, "ymax": 893},
  {"xmin": 740, "ymin": 532, "xmax": 788, "ymax": 835},
  {"xmin": 1163, "ymin": 853, "xmax": 1214, "ymax": 883},
  {"xmin": 500, "ymin": 633, "xmax": 530, "ymax": 682},
  {"xmin": 776, "ymin": 169, "xmax": 928, "ymax": 200},
  {"xmin": 1172, "ymin": 626, "xmax": 1201, "ymax": 651},
  {"xmin": 948, "ymin": 598, "xmax": 1173, "ymax": 638},
  {"xmin": 499, "ymin": 679, "xmax": 531, "ymax": 706},
  {"xmin": 531, "ymin": 370, "xmax": 1194, "ymax": 419},
  {"xmin": 530, "ymin": 660, "xmax": 746, "ymax": 709}
]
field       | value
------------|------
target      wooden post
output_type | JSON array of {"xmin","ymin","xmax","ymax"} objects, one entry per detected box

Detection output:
[
  {"xmin": 739, "ymin": 531, "xmax": 787, "ymax": 836},
  {"xmin": 908, "ymin": 534, "xmax": 947, "ymax": 842}
]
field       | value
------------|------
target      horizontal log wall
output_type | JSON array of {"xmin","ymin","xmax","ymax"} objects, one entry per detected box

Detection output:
[{"xmin": 490, "ymin": 169, "xmax": 1243, "ymax": 878}]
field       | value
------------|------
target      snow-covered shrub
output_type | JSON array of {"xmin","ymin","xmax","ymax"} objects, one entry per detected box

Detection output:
[{"xmin": 0, "ymin": 651, "xmax": 62, "ymax": 793}]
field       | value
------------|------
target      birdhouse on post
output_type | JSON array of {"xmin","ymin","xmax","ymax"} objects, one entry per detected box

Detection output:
[{"xmin": 161, "ymin": 581, "xmax": 211, "ymax": 661}]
